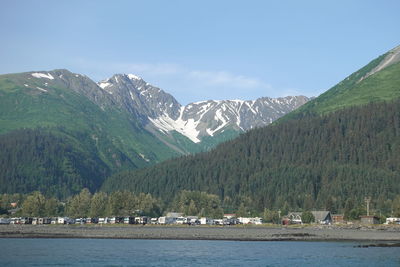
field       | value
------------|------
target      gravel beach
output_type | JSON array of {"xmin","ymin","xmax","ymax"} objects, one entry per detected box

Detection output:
[{"xmin": 1, "ymin": 224, "xmax": 400, "ymax": 241}]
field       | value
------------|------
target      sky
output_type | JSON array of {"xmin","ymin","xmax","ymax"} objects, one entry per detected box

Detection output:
[{"xmin": 1, "ymin": 0, "xmax": 399, "ymax": 104}]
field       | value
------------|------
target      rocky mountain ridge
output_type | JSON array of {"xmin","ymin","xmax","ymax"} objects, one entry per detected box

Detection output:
[{"xmin": 97, "ymin": 73, "xmax": 310, "ymax": 143}]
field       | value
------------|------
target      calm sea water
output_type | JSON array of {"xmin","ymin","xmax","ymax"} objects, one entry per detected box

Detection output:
[{"xmin": 0, "ymin": 238, "xmax": 399, "ymax": 266}]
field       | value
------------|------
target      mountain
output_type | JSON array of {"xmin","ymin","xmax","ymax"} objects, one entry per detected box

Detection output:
[
  {"xmin": 98, "ymin": 73, "xmax": 309, "ymax": 150},
  {"xmin": 0, "ymin": 69, "xmax": 180, "ymax": 197},
  {"xmin": 102, "ymin": 45, "xmax": 400, "ymax": 215},
  {"xmin": 284, "ymin": 45, "xmax": 400, "ymax": 119},
  {"xmin": 0, "ymin": 69, "xmax": 307, "ymax": 197},
  {"xmin": 148, "ymin": 96, "xmax": 309, "ymax": 143}
]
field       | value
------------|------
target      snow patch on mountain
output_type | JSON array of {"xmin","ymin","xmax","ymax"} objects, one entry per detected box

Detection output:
[
  {"xmin": 98, "ymin": 81, "xmax": 112, "ymax": 89},
  {"xmin": 128, "ymin": 74, "xmax": 142, "ymax": 80},
  {"xmin": 149, "ymin": 107, "xmax": 201, "ymax": 143},
  {"xmin": 127, "ymin": 91, "xmax": 133, "ymax": 101},
  {"xmin": 31, "ymin": 72, "xmax": 54, "ymax": 80}
]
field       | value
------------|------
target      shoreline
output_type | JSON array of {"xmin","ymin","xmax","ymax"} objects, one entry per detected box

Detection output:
[{"xmin": 1, "ymin": 225, "xmax": 400, "ymax": 242}]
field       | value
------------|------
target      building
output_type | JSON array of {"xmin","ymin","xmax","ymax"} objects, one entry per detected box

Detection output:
[
  {"xmin": 360, "ymin": 216, "xmax": 380, "ymax": 224},
  {"xmin": 332, "ymin": 214, "xmax": 344, "ymax": 224},
  {"xmin": 281, "ymin": 217, "xmax": 291, "ymax": 225},
  {"xmin": 286, "ymin": 211, "xmax": 332, "ymax": 225},
  {"xmin": 311, "ymin": 211, "xmax": 332, "ymax": 225},
  {"xmin": 287, "ymin": 212, "xmax": 303, "ymax": 224}
]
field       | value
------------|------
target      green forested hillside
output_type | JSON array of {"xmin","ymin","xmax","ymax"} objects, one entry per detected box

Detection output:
[
  {"xmin": 0, "ymin": 71, "xmax": 179, "ymax": 196},
  {"xmin": 284, "ymin": 50, "xmax": 400, "ymax": 120},
  {"xmin": 103, "ymin": 99, "xmax": 400, "ymax": 214},
  {"xmin": 0, "ymin": 128, "xmax": 111, "ymax": 198},
  {"xmin": 0, "ymin": 71, "xmax": 178, "ymax": 165}
]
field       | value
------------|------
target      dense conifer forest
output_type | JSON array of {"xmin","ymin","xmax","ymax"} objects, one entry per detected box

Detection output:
[
  {"xmin": 0, "ymin": 128, "xmax": 111, "ymax": 198},
  {"xmin": 102, "ymin": 99, "xmax": 400, "ymax": 215}
]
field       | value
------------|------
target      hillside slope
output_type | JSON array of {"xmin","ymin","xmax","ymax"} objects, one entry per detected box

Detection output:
[
  {"xmin": 103, "ymin": 45, "xmax": 400, "ymax": 212},
  {"xmin": 103, "ymin": 100, "xmax": 400, "ymax": 212},
  {"xmin": 284, "ymin": 45, "xmax": 400, "ymax": 119},
  {"xmin": 0, "ymin": 70, "xmax": 179, "ymax": 196}
]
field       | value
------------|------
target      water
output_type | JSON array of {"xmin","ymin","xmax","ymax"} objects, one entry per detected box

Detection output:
[{"xmin": 0, "ymin": 238, "xmax": 399, "ymax": 266}]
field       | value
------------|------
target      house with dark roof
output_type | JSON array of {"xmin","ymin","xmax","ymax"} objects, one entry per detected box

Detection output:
[
  {"xmin": 311, "ymin": 211, "xmax": 332, "ymax": 225},
  {"xmin": 286, "ymin": 211, "xmax": 332, "ymax": 225}
]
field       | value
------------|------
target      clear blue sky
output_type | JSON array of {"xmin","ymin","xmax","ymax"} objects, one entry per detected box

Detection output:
[{"xmin": 1, "ymin": 0, "xmax": 399, "ymax": 104}]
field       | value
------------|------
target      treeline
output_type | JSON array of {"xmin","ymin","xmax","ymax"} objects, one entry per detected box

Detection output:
[
  {"xmin": 0, "ymin": 189, "xmax": 226, "ymax": 219},
  {"xmin": 2, "ymin": 190, "xmax": 400, "ymax": 221},
  {"xmin": 102, "ymin": 99, "xmax": 400, "ymax": 215},
  {"xmin": 0, "ymin": 128, "xmax": 110, "ymax": 198},
  {"xmin": 0, "ymin": 190, "xmax": 160, "ymax": 218}
]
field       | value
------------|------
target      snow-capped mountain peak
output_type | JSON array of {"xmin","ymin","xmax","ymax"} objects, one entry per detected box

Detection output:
[
  {"xmin": 97, "ymin": 73, "xmax": 310, "ymax": 144},
  {"xmin": 127, "ymin": 74, "xmax": 142, "ymax": 81}
]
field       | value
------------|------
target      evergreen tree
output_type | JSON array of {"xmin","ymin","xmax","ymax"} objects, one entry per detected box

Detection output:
[{"xmin": 301, "ymin": 211, "xmax": 315, "ymax": 224}]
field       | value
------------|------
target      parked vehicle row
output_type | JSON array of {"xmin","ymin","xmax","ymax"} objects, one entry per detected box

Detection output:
[{"xmin": 0, "ymin": 215, "xmax": 263, "ymax": 225}]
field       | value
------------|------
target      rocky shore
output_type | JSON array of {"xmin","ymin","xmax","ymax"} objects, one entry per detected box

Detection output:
[{"xmin": 1, "ymin": 224, "xmax": 400, "ymax": 241}]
